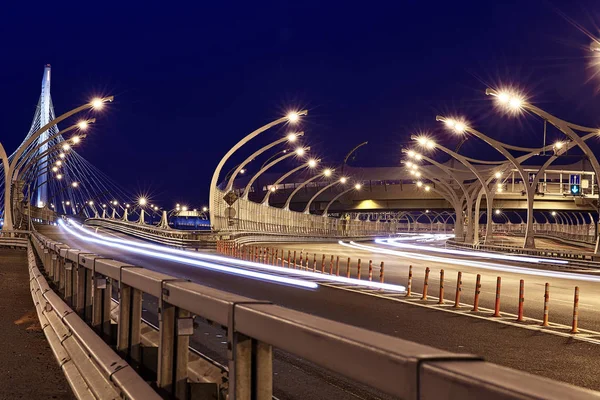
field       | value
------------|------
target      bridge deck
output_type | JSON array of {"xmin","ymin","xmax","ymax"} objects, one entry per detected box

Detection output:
[{"xmin": 0, "ymin": 247, "xmax": 74, "ymax": 399}]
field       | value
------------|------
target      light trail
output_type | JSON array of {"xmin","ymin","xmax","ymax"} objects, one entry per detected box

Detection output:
[
  {"xmin": 375, "ymin": 237, "xmax": 569, "ymax": 265},
  {"xmin": 340, "ymin": 241, "xmax": 600, "ymax": 283},
  {"xmin": 58, "ymin": 220, "xmax": 317, "ymax": 289},
  {"xmin": 64, "ymin": 220, "xmax": 406, "ymax": 292}
]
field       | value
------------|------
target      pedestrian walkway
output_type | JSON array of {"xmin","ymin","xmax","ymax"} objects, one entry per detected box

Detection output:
[{"xmin": 0, "ymin": 247, "xmax": 73, "ymax": 399}]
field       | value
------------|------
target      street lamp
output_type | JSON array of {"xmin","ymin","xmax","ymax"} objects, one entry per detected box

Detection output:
[
  {"xmin": 282, "ymin": 168, "xmax": 335, "ymax": 210},
  {"xmin": 262, "ymin": 158, "xmax": 320, "ymax": 205},
  {"xmin": 224, "ymin": 131, "xmax": 305, "ymax": 192},
  {"xmin": 209, "ymin": 110, "xmax": 307, "ymax": 230},
  {"xmin": 303, "ymin": 176, "xmax": 348, "ymax": 214},
  {"xmin": 322, "ymin": 181, "xmax": 363, "ymax": 216}
]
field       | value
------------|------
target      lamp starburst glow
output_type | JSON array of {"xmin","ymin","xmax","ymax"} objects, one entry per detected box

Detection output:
[
  {"xmin": 91, "ymin": 98, "xmax": 104, "ymax": 109},
  {"xmin": 56, "ymin": 174, "xmax": 63, "ymax": 180},
  {"xmin": 72, "ymin": 182, "xmax": 79, "ymax": 188},
  {"xmin": 495, "ymin": 209, "xmax": 501, "ymax": 215},
  {"xmin": 270, "ymin": 186, "xmax": 276, "ymax": 192},
  {"xmin": 495, "ymin": 171, "xmax": 502, "ymax": 179},
  {"xmin": 295, "ymin": 147, "xmax": 305, "ymax": 156},
  {"xmin": 59, "ymin": 153, "xmax": 65, "ymax": 159},
  {"xmin": 424, "ymin": 185, "xmax": 431, "ymax": 192},
  {"xmin": 88, "ymin": 201, "xmax": 94, "ymax": 206},
  {"xmin": 202, "ymin": 206, "xmax": 208, "ymax": 212},
  {"xmin": 416, "ymin": 181, "xmax": 423, "ymax": 187},
  {"xmin": 407, "ymin": 150, "xmax": 416, "ymax": 158},
  {"xmin": 62, "ymin": 143, "xmax": 71, "ymax": 151},
  {"xmin": 354, "ymin": 183, "xmax": 362, "ymax": 190},
  {"xmin": 551, "ymin": 211, "xmax": 556, "ymax": 216},
  {"xmin": 340, "ymin": 177, "xmax": 347, "ymax": 184},
  {"xmin": 308, "ymin": 159, "xmax": 317, "ymax": 168},
  {"xmin": 139, "ymin": 197, "xmax": 147, "ymax": 206},
  {"xmin": 287, "ymin": 133, "xmax": 297, "ymax": 142},
  {"xmin": 406, "ymin": 161, "xmax": 413, "ymax": 167},
  {"xmin": 323, "ymin": 169, "xmax": 332, "ymax": 177},
  {"xmin": 415, "ymin": 153, "xmax": 422, "ymax": 160},
  {"xmin": 489, "ymin": 88, "xmax": 526, "ymax": 114},
  {"xmin": 52, "ymin": 166, "xmax": 58, "ymax": 172},
  {"xmin": 78, "ymin": 121, "xmax": 89, "ymax": 130},
  {"xmin": 287, "ymin": 112, "xmax": 300, "ymax": 123},
  {"xmin": 554, "ymin": 141, "xmax": 564, "ymax": 150},
  {"xmin": 71, "ymin": 135, "xmax": 81, "ymax": 144},
  {"xmin": 417, "ymin": 136, "xmax": 436, "ymax": 149}
]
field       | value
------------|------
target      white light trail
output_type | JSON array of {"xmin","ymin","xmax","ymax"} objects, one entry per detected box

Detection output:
[
  {"xmin": 64, "ymin": 220, "xmax": 406, "ymax": 292},
  {"xmin": 375, "ymin": 237, "xmax": 568, "ymax": 265},
  {"xmin": 339, "ymin": 241, "xmax": 600, "ymax": 283},
  {"xmin": 58, "ymin": 220, "xmax": 317, "ymax": 289}
]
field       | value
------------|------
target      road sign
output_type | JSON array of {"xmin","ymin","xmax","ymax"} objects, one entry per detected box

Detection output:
[
  {"xmin": 570, "ymin": 174, "xmax": 581, "ymax": 195},
  {"xmin": 223, "ymin": 191, "xmax": 238, "ymax": 206}
]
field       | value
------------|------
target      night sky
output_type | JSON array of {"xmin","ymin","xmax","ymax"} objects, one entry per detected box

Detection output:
[{"xmin": 2, "ymin": 1, "xmax": 600, "ymax": 207}]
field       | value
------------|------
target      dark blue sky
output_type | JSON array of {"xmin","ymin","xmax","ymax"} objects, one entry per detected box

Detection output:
[{"xmin": 2, "ymin": 1, "xmax": 600, "ymax": 207}]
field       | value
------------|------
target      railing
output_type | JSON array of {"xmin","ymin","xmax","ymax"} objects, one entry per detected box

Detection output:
[
  {"xmin": 85, "ymin": 218, "xmax": 216, "ymax": 249},
  {"xmin": 30, "ymin": 229, "xmax": 600, "ymax": 399},
  {"xmin": 28, "ymin": 238, "xmax": 159, "ymax": 399}
]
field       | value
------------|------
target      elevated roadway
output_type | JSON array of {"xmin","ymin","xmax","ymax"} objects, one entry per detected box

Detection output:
[{"xmin": 38, "ymin": 224, "xmax": 600, "ymax": 396}]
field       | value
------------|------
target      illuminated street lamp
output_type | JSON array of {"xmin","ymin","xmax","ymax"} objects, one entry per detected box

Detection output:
[{"xmin": 322, "ymin": 181, "xmax": 363, "ymax": 215}]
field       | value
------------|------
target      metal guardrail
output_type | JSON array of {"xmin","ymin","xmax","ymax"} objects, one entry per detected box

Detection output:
[
  {"xmin": 85, "ymin": 218, "xmax": 215, "ymax": 249},
  {"xmin": 29, "ymin": 229, "xmax": 600, "ymax": 399},
  {"xmin": 447, "ymin": 239, "xmax": 599, "ymax": 262},
  {"xmin": 28, "ymin": 241, "xmax": 159, "ymax": 399}
]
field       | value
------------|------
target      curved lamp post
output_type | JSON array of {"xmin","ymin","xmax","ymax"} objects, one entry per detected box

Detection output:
[
  {"xmin": 486, "ymin": 87, "xmax": 600, "ymax": 252},
  {"xmin": 283, "ymin": 168, "xmax": 334, "ymax": 210},
  {"xmin": 209, "ymin": 110, "xmax": 307, "ymax": 230},
  {"xmin": 224, "ymin": 131, "xmax": 304, "ymax": 192},
  {"xmin": 241, "ymin": 147, "xmax": 310, "ymax": 200},
  {"xmin": 1, "ymin": 96, "xmax": 112, "ymax": 231},
  {"xmin": 322, "ymin": 182, "xmax": 362, "ymax": 216},
  {"xmin": 261, "ymin": 158, "xmax": 319, "ymax": 205},
  {"xmin": 303, "ymin": 176, "xmax": 348, "ymax": 214}
]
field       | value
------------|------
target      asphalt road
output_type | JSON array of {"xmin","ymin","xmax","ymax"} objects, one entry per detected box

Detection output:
[
  {"xmin": 37, "ymin": 225, "xmax": 600, "ymax": 394},
  {"xmin": 267, "ymin": 238, "xmax": 600, "ymax": 332}
]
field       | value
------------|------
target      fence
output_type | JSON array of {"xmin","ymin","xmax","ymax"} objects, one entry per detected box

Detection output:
[{"xmin": 29, "ymin": 228, "xmax": 600, "ymax": 399}]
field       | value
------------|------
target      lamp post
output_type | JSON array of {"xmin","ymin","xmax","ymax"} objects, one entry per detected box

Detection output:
[
  {"xmin": 1, "ymin": 96, "xmax": 112, "ymax": 231},
  {"xmin": 303, "ymin": 176, "xmax": 348, "ymax": 214},
  {"xmin": 224, "ymin": 132, "xmax": 304, "ymax": 192},
  {"xmin": 261, "ymin": 158, "xmax": 319, "ymax": 205},
  {"xmin": 486, "ymin": 87, "xmax": 600, "ymax": 253},
  {"xmin": 241, "ymin": 147, "xmax": 310, "ymax": 200},
  {"xmin": 322, "ymin": 182, "xmax": 362, "ymax": 216},
  {"xmin": 283, "ymin": 168, "xmax": 333, "ymax": 210},
  {"xmin": 209, "ymin": 111, "xmax": 306, "ymax": 231}
]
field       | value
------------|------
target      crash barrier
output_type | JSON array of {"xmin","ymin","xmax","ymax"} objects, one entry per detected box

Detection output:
[
  {"xmin": 446, "ymin": 238, "xmax": 599, "ymax": 262},
  {"xmin": 85, "ymin": 218, "xmax": 215, "ymax": 250},
  {"xmin": 27, "ymin": 243, "xmax": 159, "ymax": 399},
  {"xmin": 31, "ymin": 231, "xmax": 600, "ymax": 399}
]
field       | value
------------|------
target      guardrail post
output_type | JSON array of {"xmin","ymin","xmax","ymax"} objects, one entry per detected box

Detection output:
[
  {"xmin": 368, "ymin": 260, "xmax": 373, "ymax": 281},
  {"xmin": 64, "ymin": 259, "xmax": 74, "ymax": 306},
  {"xmin": 299, "ymin": 251, "xmax": 303, "ymax": 269},
  {"xmin": 453, "ymin": 271, "xmax": 462, "ymax": 308},
  {"xmin": 313, "ymin": 254, "xmax": 317, "ymax": 272},
  {"xmin": 321, "ymin": 254, "xmax": 326, "ymax": 273},
  {"xmin": 287, "ymin": 250, "xmax": 291, "ymax": 268},
  {"xmin": 437, "ymin": 269, "xmax": 444, "ymax": 304},
  {"xmin": 157, "ymin": 300, "xmax": 190, "ymax": 399},
  {"xmin": 292, "ymin": 251, "xmax": 297, "ymax": 269},
  {"xmin": 357, "ymin": 259, "xmax": 362, "ymax": 280},
  {"xmin": 379, "ymin": 261, "xmax": 384, "ymax": 283},
  {"xmin": 335, "ymin": 256, "xmax": 340, "ymax": 276},
  {"xmin": 472, "ymin": 274, "xmax": 481, "ymax": 312},
  {"xmin": 92, "ymin": 273, "xmax": 112, "ymax": 337},
  {"xmin": 541, "ymin": 283, "xmax": 549, "ymax": 326},
  {"xmin": 421, "ymin": 267, "xmax": 430, "ymax": 300},
  {"xmin": 117, "ymin": 282, "xmax": 143, "ymax": 364},
  {"xmin": 346, "ymin": 257, "xmax": 351, "ymax": 278}
]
